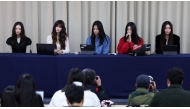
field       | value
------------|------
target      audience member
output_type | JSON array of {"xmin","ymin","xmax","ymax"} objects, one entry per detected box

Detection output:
[
  {"xmin": 48, "ymin": 68, "xmax": 100, "ymax": 107},
  {"xmin": 149, "ymin": 68, "xmax": 190, "ymax": 107},
  {"xmin": 65, "ymin": 84, "xmax": 84, "ymax": 107},
  {"xmin": 82, "ymin": 68, "xmax": 110, "ymax": 102},
  {"xmin": 16, "ymin": 74, "xmax": 44, "ymax": 107},
  {"xmin": 1, "ymin": 85, "xmax": 20, "ymax": 107},
  {"xmin": 127, "ymin": 74, "xmax": 156, "ymax": 105}
]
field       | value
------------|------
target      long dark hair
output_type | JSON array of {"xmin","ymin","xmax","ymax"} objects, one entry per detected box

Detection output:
[
  {"xmin": 11, "ymin": 21, "xmax": 27, "ymax": 46},
  {"xmin": 1, "ymin": 85, "xmax": 21, "ymax": 107},
  {"xmin": 16, "ymin": 74, "xmax": 36, "ymax": 94},
  {"xmin": 90, "ymin": 20, "xmax": 107, "ymax": 48},
  {"xmin": 62, "ymin": 68, "xmax": 85, "ymax": 92},
  {"xmin": 124, "ymin": 22, "xmax": 139, "ymax": 44},
  {"xmin": 16, "ymin": 74, "xmax": 39, "ymax": 107},
  {"xmin": 51, "ymin": 20, "xmax": 67, "ymax": 49},
  {"xmin": 159, "ymin": 21, "xmax": 174, "ymax": 52}
]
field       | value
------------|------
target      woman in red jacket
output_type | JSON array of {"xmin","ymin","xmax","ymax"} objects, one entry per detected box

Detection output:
[{"xmin": 117, "ymin": 22, "xmax": 144, "ymax": 54}]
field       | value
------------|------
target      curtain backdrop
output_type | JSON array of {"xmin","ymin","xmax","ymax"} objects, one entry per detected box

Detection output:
[{"xmin": 0, "ymin": 1, "xmax": 189, "ymax": 53}]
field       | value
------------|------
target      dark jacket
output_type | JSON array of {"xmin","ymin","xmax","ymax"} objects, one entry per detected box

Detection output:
[
  {"xmin": 85, "ymin": 84, "xmax": 110, "ymax": 102},
  {"xmin": 127, "ymin": 88, "xmax": 155, "ymax": 105},
  {"xmin": 155, "ymin": 34, "xmax": 180, "ymax": 54},
  {"xmin": 149, "ymin": 84, "xmax": 190, "ymax": 107}
]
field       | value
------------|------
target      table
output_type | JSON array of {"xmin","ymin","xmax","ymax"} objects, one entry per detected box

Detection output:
[{"xmin": 0, "ymin": 53, "xmax": 190, "ymax": 98}]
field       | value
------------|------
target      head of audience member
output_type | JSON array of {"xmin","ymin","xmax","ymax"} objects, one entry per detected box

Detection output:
[
  {"xmin": 124, "ymin": 22, "xmax": 139, "ymax": 44},
  {"xmin": 16, "ymin": 74, "xmax": 36, "ymax": 94},
  {"xmin": 16, "ymin": 74, "xmax": 41, "ymax": 106},
  {"xmin": 51, "ymin": 20, "xmax": 67, "ymax": 49},
  {"xmin": 90, "ymin": 20, "xmax": 106, "ymax": 47},
  {"xmin": 65, "ymin": 84, "xmax": 84, "ymax": 107},
  {"xmin": 135, "ymin": 74, "xmax": 151, "ymax": 90},
  {"xmin": 1, "ymin": 85, "xmax": 20, "ymax": 107},
  {"xmin": 166, "ymin": 68, "xmax": 184, "ymax": 87},
  {"xmin": 82, "ymin": 68, "xmax": 96, "ymax": 85},
  {"xmin": 12, "ymin": 21, "xmax": 26, "ymax": 38},
  {"xmin": 62, "ymin": 67, "xmax": 85, "ymax": 92}
]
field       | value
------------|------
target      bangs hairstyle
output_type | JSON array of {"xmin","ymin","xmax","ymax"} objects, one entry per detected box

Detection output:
[
  {"xmin": 159, "ymin": 21, "xmax": 174, "ymax": 52},
  {"xmin": 51, "ymin": 20, "xmax": 67, "ymax": 50},
  {"xmin": 11, "ymin": 21, "xmax": 27, "ymax": 46},
  {"xmin": 16, "ymin": 74, "xmax": 36, "ymax": 94},
  {"xmin": 90, "ymin": 20, "xmax": 108, "ymax": 48},
  {"xmin": 12, "ymin": 21, "xmax": 26, "ymax": 38},
  {"xmin": 124, "ymin": 22, "xmax": 139, "ymax": 44}
]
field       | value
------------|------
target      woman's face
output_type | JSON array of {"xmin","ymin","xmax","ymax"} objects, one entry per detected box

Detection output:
[
  {"xmin": 164, "ymin": 24, "xmax": 171, "ymax": 35},
  {"xmin": 56, "ymin": 26, "xmax": 62, "ymax": 33},
  {"xmin": 127, "ymin": 26, "xmax": 132, "ymax": 34},
  {"xmin": 15, "ymin": 25, "xmax": 21, "ymax": 36},
  {"xmin": 93, "ymin": 25, "xmax": 99, "ymax": 36}
]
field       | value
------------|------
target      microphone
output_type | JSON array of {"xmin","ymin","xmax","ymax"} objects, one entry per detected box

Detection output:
[
  {"xmin": 126, "ymin": 33, "xmax": 130, "ymax": 39},
  {"xmin": 126, "ymin": 35, "xmax": 129, "ymax": 39}
]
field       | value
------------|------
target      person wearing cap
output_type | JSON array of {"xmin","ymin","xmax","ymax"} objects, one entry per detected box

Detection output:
[
  {"xmin": 149, "ymin": 68, "xmax": 190, "ymax": 107},
  {"xmin": 127, "ymin": 74, "xmax": 156, "ymax": 106}
]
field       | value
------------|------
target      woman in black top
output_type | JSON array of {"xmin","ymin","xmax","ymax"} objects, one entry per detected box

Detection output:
[
  {"xmin": 155, "ymin": 21, "xmax": 180, "ymax": 54},
  {"xmin": 6, "ymin": 21, "xmax": 32, "ymax": 53}
]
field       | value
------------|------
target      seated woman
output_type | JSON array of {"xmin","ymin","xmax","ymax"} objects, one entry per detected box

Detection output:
[
  {"xmin": 155, "ymin": 21, "xmax": 180, "ymax": 54},
  {"xmin": 6, "ymin": 21, "xmax": 32, "ymax": 53},
  {"xmin": 48, "ymin": 68, "xmax": 100, "ymax": 107},
  {"xmin": 16, "ymin": 74, "xmax": 44, "ymax": 107},
  {"xmin": 1, "ymin": 85, "xmax": 21, "ymax": 107},
  {"xmin": 86, "ymin": 20, "xmax": 111, "ymax": 54},
  {"xmin": 47, "ymin": 20, "xmax": 70, "ymax": 54},
  {"xmin": 117, "ymin": 22, "xmax": 144, "ymax": 54}
]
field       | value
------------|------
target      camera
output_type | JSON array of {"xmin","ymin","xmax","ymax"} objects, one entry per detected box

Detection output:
[{"xmin": 148, "ymin": 75, "xmax": 154, "ymax": 86}]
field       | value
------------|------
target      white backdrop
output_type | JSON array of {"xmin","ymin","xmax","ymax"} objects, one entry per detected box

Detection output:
[{"xmin": 0, "ymin": 1, "xmax": 190, "ymax": 53}]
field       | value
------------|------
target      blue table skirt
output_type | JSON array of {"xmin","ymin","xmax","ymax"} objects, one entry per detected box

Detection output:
[{"xmin": 0, "ymin": 53, "xmax": 190, "ymax": 98}]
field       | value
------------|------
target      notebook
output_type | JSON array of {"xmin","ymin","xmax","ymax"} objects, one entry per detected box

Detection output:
[
  {"xmin": 163, "ymin": 45, "xmax": 177, "ymax": 55},
  {"xmin": 36, "ymin": 44, "xmax": 55, "ymax": 55},
  {"xmin": 80, "ymin": 44, "xmax": 95, "ymax": 55}
]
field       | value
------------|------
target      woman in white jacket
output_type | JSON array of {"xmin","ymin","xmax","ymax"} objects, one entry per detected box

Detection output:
[{"xmin": 47, "ymin": 20, "xmax": 70, "ymax": 54}]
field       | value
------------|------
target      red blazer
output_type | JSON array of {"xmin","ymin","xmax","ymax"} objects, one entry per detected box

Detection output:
[{"xmin": 117, "ymin": 37, "xmax": 144, "ymax": 54}]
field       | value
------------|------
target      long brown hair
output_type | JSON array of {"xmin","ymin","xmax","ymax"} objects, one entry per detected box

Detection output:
[
  {"xmin": 159, "ymin": 21, "xmax": 174, "ymax": 52},
  {"xmin": 51, "ymin": 20, "xmax": 67, "ymax": 49}
]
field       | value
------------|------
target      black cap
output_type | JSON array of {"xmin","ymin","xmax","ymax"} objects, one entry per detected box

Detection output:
[{"xmin": 136, "ymin": 74, "xmax": 150, "ymax": 87}]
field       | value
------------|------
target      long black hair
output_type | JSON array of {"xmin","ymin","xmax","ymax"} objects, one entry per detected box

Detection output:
[
  {"xmin": 62, "ymin": 68, "xmax": 85, "ymax": 92},
  {"xmin": 159, "ymin": 21, "xmax": 174, "ymax": 52},
  {"xmin": 16, "ymin": 74, "xmax": 36, "ymax": 94},
  {"xmin": 51, "ymin": 20, "xmax": 67, "ymax": 49},
  {"xmin": 90, "ymin": 20, "xmax": 107, "ymax": 48},
  {"xmin": 124, "ymin": 22, "xmax": 139, "ymax": 44},
  {"xmin": 11, "ymin": 21, "xmax": 27, "ymax": 46},
  {"xmin": 16, "ymin": 74, "xmax": 43, "ymax": 107}
]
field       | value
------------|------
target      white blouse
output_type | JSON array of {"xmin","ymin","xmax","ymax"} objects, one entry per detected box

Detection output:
[{"xmin": 47, "ymin": 35, "xmax": 70, "ymax": 54}]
